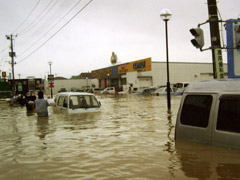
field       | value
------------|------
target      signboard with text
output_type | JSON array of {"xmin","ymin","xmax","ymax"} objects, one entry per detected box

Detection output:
[
  {"xmin": 48, "ymin": 74, "xmax": 54, "ymax": 81},
  {"xmin": 118, "ymin": 57, "xmax": 151, "ymax": 74},
  {"xmin": 91, "ymin": 57, "xmax": 152, "ymax": 79}
]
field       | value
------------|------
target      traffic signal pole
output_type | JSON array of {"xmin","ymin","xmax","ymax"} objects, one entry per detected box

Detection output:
[{"xmin": 207, "ymin": 0, "xmax": 224, "ymax": 79}]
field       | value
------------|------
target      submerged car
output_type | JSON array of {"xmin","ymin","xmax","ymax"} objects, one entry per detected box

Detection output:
[
  {"xmin": 53, "ymin": 92, "xmax": 101, "ymax": 114},
  {"xmin": 151, "ymin": 87, "xmax": 174, "ymax": 96},
  {"xmin": 100, "ymin": 87, "xmax": 116, "ymax": 94},
  {"xmin": 175, "ymin": 79, "xmax": 240, "ymax": 150},
  {"xmin": 134, "ymin": 87, "xmax": 158, "ymax": 95}
]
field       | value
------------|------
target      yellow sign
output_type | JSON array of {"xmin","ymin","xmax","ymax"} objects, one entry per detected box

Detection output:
[
  {"xmin": 2, "ymin": 71, "xmax": 6, "ymax": 78},
  {"xmin": 118, "ymin": 57, "xmax": 151, "ymax": 74},
  {"xmin": 91, "ymin": 57, "xmax": 152, "ymax": 79},
  {"xmin": 92, "ymin": 68, "xmax": 112, "ymax": 79}
]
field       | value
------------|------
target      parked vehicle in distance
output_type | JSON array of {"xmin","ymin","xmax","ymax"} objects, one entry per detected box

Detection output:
[
  {"xmin": 174, "ymin": 82, "xmax": 189, "ymax": 89},
  {"xmin": 175, "ymin": 79, "xmax": 240, "ymax": 150},
  {"xmin": 100, "ymin": 87, "xmax": 116, "ymax": 94},
  {"xmin": 53, "ymin": 92, "xmax": 101, "ymax": 114},
  {"xmin": 88, "ymin": 88, "xmax": 103, "ymax": 94},
  {"xmin": 134, "ymin": 87, "xmax": 158, "ymax": 95},
  {"xmin": 70, "ymin": 87, "xmax": 84, "ymax": 92},
  {"xmin": 172, "ymin": 88, "xmax": 185, "ymax": 96},
  {"xmin": 58, "ymin": 88, "xmax": 67, "ymax": 93},
  {"xmin": 151, "ymin": 87, "xmax": 174, "ymax": 96},
  {"xmin": 171, "ymin": 82, "xmax": 189, "ymax": 96}
]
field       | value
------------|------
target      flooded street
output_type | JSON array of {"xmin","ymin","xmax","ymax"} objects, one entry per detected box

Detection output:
[{"xmin": 1, "ymin": 95, "xmax": 240, "ymax": 180}]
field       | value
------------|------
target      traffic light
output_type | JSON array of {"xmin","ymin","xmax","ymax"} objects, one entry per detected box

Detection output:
[
  {"xmin": 233, "ymin": 23, "xmax": 240, "ymax": 50},
  {"xmin": 190, "ymin": 28, "xmax": 204, "ymax": 49}
]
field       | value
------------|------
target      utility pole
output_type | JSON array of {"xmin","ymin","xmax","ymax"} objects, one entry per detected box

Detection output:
[
  {"xmin": 207, "ymin": 0, "xmax": 224, "ymax": 79},
  {"xmin": 6, "ymin": 34, "xmax": 16, "ymax": 95}
]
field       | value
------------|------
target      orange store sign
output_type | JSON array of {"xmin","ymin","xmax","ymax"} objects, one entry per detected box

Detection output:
[{"xmin": 118, "ymin": 57, "xmax": 151, "ymax": 74}]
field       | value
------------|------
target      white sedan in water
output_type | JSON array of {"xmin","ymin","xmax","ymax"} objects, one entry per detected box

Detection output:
[
  {"xmin": 53, "ymin": 92, "xmax": 101, "ymax": 114},
  {"xmin": 151, "ymin": 87, "xmax": 174, "ymax": 96}
]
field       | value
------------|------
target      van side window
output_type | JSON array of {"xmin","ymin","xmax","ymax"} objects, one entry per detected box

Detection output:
[
  {"xmin": 57, "ymin": 96, "xmax": 65, "ymax": 107},
  {"xmin": 63, "ymin": 96, "xmax": 68, "ymax": 108},
  {"xmin": 217, "ymin": 95, "xmax": 240, "ymax": 133},
  {"xmin": 180, "ymin": 95, "xmax": 212, "ymax": 128}
]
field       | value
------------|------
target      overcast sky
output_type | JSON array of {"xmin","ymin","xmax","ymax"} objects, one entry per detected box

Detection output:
[{"xmin": 0, "ymin": 0, "xmax": 239, "ymax": 78}]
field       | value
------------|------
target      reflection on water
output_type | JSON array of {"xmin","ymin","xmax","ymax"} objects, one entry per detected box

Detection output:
[
  {"xmin": 0, "ymin": 95, "xmax": 240, "ymax": 180},
  {"xmin": 36, "ymin": 117, "xmax": 49, "ymax": 139},
  {"xmin": 175, "ymin": 140, "xmax": 240, "ymax": 180}
]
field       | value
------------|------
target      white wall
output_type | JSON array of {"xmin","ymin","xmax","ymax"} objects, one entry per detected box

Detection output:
[
  {"xmin": 46, "ymin": 62, "xmax": 228, "ymax": 94},
  {"xmin": 151, "ymin": 62, "xmax": 227, "ymax": 86},
  {"xmin": 126, "ymin": 62, "xmax": 228, "ymax": 88}
]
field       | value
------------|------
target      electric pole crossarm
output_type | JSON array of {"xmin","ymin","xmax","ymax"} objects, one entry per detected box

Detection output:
[{"xmin": 6, "ymin": 34, "xmax": 17, "ymax": 95}]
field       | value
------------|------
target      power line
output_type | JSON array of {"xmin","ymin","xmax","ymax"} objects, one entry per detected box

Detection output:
[
  {"xmin": 16, "ymin": 0, "xmax": 76, "ymax": 53},
  {"xmin": 17, "ymin": 0, "xmax": 83, "ymax": 58},
  {"xmin": 18, "ymin": 0, "xmax": 55, "ymax": 35},
  {"xmin": 25, "ymin": 0, "xmax": 76, "ymax": 39},
  {"xmin": 12, "ymin": 0, "xmax": 42, "ymax": 34},
  {"xmin": 17, "ymin": 0, "xmax": 94, "ymax": 64}
]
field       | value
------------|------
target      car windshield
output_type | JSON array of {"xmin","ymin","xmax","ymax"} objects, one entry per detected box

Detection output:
[{"xmin": 69, "ymin": 95, "xmax": 100, "ymax": 109}]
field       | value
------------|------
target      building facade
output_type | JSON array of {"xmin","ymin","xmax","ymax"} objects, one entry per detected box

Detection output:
[{"xmin": 91, "ymin": 57, "xmax": 228, "ymax": 91}]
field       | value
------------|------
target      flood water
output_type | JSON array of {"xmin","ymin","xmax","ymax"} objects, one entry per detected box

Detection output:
[{"xmin": 1, "ymin": 95, "xmax": 240, "ymax": 180}]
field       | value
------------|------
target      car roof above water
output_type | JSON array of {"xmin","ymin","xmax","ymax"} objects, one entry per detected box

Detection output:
[
  {"xmin": 184, "ymin": 79, "xmax": 240, "ymax": 93},
  {"xmin": 57, "ymin": 92, "xmax": 95, "ymax": 96}
]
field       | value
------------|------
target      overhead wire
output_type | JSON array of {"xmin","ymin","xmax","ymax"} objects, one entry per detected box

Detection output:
[
  {"xmin": 0, "ymin": 0, "xmax": 42, "ymax": 65},
  {"xmin": 12, "ymin": 0, "xmax": 42, "ymax": 34},
  {"xmin": 17, "ymin": 0, "xmax": 83, "ymax": 58},
  {"xmin": 16, "ymin": 0, "xmax": 76, "ymax": 55},
  {"xmin": 0, "ymin": 38, "xmax": 8, "ymax": 67},
  {"xmin": 17, "ymin": 0, "xmax": 94, "ymax": 64},
  {"xmin": 26, "ymin": 0, "xmax": 76, "ymax": 38},
  {"xmin": 17, "ymin": 0, "xmax": 55, "ymax": 35}
]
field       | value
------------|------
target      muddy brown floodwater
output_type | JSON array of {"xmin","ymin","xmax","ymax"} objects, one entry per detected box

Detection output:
[{"xmin": 0, "ymin": 95, "xmax": 240, "ymax": 180}]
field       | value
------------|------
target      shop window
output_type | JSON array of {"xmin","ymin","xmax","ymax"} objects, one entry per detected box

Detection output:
[
  {"xmin": 180, "ymin": 95, "xmax": 212, "ymax": 128},
  {"xmin": 217, "ymin": 95, "xmax": 240, "ymax": 133}
]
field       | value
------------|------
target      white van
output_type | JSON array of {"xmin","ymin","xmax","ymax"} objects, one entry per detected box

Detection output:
[
  {"xmin": 175, "ymin": 79, "xmax": 240, "ymax": 150},
  {"xmin": 53, "ymin": 92, "xmax": 101, "ymax": 114}
]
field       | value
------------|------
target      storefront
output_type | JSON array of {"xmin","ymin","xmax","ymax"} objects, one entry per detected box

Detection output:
[
  {"xmin": 91, "ymin": 57, "xmax": 228, "ymax": 90},
  {"xmin": 91, "ymin": 57, "xmax": 152, "ymax": 90}
]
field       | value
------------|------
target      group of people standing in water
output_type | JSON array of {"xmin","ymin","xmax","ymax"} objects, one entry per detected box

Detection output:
[{"xmin": 15, "ymin": 90, "xmax": 49, "ymax": 117}]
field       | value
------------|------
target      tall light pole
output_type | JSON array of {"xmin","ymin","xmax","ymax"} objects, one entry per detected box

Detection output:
[
  {"xmin": 48, "ymin": 61, "xmax": 52, "ymax": 75},
  {"xmin": 48, "ymin": 61, "xmax": 53, "ymax": 98},
  {"xmin": 160, "ymin": 9, "xmax": 172, "ymax": 110}
]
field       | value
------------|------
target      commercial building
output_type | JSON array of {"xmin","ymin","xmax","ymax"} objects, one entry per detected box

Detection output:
[{"xmin": 91, "ymin": 57, "xmax": 228, "ymax": 91}]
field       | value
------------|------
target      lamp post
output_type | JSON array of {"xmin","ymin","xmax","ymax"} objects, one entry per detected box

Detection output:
[
  {"xmin": 86, "ymin": 77, "xmax": 88, "ymax": 90},
  {"xmin": 48, "ymin": 61, "xmax": 53, "ymax": 98},
  {"xmin": 160, "ymin": 9, "xmax": 172, "ymax": 110}
]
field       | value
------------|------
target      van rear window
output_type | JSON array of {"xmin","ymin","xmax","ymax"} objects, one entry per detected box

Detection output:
[
  {"xmin": 180, "ymin": 95, "xmax": 212, "ymax": 128},
  {"xmin": 217, "ymin": 95, "xmax": 240, "ymax": 133}
]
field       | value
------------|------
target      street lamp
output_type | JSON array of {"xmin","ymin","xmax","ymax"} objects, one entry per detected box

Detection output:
[
  {"xmin": 160, "ymin": 8, "xmax": 172, "ymax": 110},
  {"xmin": 48, "ymin": 61, "xmax": 53, "ymax": 98},
  {"xmin": 86, "ymin": 77, "xmax": 88, "ymax": 89}
]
